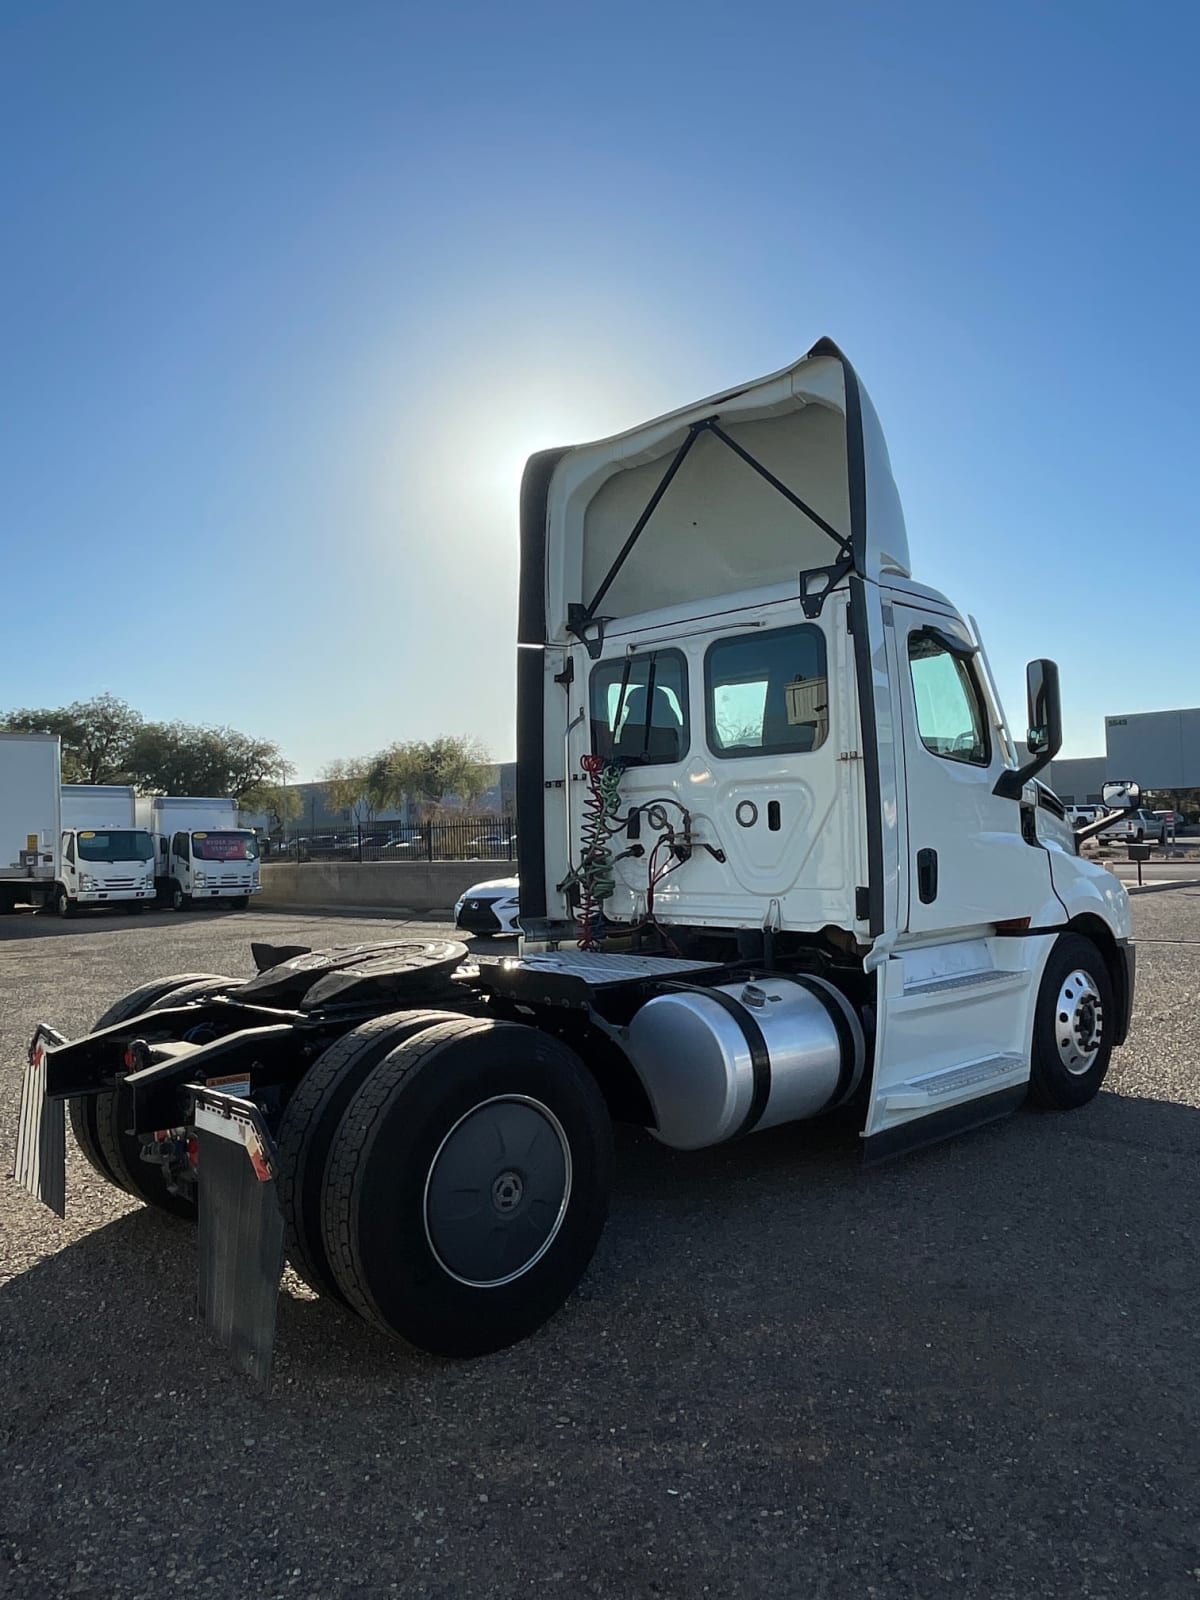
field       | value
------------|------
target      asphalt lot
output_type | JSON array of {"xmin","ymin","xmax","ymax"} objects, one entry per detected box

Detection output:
[{"xmin": 2, "ymin": 896, "xmax": 1199, "ymax": 1599}]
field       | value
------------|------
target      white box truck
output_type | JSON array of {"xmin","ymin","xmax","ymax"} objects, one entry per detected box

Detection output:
[
  {"xmin": 57, "ymin": 785, "xmax": 157, "ymax": 916},
  {"xmin": 0, "ymin": 733, "xmax": 61, "ymax": 915},
  {"xmin": 135, "ymin": 795, "xmax": 261, "ymax": 910},
  {"xmin": 17, "ymin": 340, "xmax": 1140, "ymax": 1380}
]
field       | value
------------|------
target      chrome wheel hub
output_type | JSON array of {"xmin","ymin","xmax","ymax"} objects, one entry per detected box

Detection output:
[{"xmin": 1055, "ymin": 969, "xmax": 1103, "ymax": 1075}]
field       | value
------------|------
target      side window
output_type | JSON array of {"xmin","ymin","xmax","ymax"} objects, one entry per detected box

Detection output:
[
  {"xmin": 705, "ymin": 624, "xmax": 829, "ymax": 758},
  {"xmin": 172, "ymin": 831, "xmax": 189, "ymax": 860},
  {"xmin": 590, "ymin": 649, "xmax": 689, "ymax": 767},
  {"xmin": 907, "ymin": 631, "xmax": 990, "ymax": 765},
  {"xmin": 64, "ymin": 834, "xmax": 75, "ymax": 864}
]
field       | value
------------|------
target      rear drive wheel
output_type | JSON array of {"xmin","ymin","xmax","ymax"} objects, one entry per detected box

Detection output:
[
  {"xmin": 1028, "ymin": 934, "xmax": 1114, "ymax": 1110},
  {"xmin": 276, "ymin": 1010, "xmax": 459, "ymax": 1299},
  {"xmin": 321, "ymin": 1018, "xmax": 613, "ymax": 1357},
  {"xmin": 70, "ymin": 974, "xmax": 241, "ymax": 1218}
]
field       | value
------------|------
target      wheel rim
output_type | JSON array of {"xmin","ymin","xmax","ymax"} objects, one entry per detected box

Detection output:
[
  {"xmin": 423, "ymin": 1094, "xmax": 572, "ymax": 1288},
  {"xmin": 1055, "ymin": 968, "xmax": 1104, "ymax": 1075}
]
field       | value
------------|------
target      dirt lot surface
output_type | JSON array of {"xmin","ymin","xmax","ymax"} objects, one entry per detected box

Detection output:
[{"xmin": 2, "ymin": 895, "xmax": 1199, "ymax": 1599}]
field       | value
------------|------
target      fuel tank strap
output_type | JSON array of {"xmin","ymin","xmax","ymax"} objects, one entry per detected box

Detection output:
[
  {"xmin": 787, "ymin": 974, "xmax": 862, "ymax": 1110},
  {"xmin": 659, "ymin": 982, "xmax": 771, "ymax": 1137}
]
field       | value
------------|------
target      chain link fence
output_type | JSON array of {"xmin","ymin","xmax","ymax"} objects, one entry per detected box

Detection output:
[{"xmin": 263, "ymin": 817, "xmax": 517, "ymax": 865}]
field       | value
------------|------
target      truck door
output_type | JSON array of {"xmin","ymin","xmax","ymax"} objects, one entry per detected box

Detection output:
[
  {"xmin": 171, "ymin": 831, "xmax": 190, "ymax": 888},
  {"xmin": 62, "ymin": 833, "xmax": 76, "ymax": 894},
  {"xmin": 892, "ymin": 604, "xmax": 1058, "ymax": 934}
]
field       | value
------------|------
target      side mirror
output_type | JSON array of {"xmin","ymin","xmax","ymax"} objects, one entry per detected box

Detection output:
[
  {"xmin": 1101, "ymin": 780, "xmax": 1140, "ymax": 811},
  {"xmin": 1025, "ymin": 659, "xmax": 1062, "ymax": 758},
  {"xmin": 995, "ymin": 658, "xmax": 1063, "ymax": 799}
]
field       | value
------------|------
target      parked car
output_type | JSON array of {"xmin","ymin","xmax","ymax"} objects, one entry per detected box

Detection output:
[
  {"xmin": 1153, "ymin": 809, "xmax": 1182, "ymax": 834},
  {"xmin": 467, "ymin": 831, "xmax": 517, "ymax": 859},
  {"xmin": 1066, "ymin": 804, "xmax": 1102, "ymax": 829},
  {"xmin": 296, "ymin": 833, "xmax": 351, "ymax": 861},
  {"xmin": 454, "ymin": 876, "xmax": 520, "ymax": 936},
  {"xmin": 1100, "ymin": 808, "xmax": 1165, "ymax": 845}
]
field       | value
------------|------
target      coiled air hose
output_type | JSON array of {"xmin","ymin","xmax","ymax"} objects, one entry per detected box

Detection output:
[{"xmin": 575, "ymin": 754, "xmax": 622, "ymax": 950}]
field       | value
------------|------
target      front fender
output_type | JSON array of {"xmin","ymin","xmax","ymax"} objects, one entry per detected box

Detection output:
[{"xmin": 1048, "ymin": 852, "xmax": 1132, "ymax": 941}]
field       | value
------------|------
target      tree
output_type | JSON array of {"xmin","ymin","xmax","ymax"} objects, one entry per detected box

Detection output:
[
  {"xmin": 240, "ymin": 762, "xmax": 301, "ymax": 831},
  {"xmin": 0, "ymin": 693, "xmax": 142, "ymax": 783},
  {"xmin": 126, "ymin": 722, "xmax": 287, "ymax": 802},
  {"xmin": 320, "ymin": 757, "xmax": 378, "ymax": 824},
  {"xmin": 373, "ymin": 736, "xmax": 495, "ymax": 817}
]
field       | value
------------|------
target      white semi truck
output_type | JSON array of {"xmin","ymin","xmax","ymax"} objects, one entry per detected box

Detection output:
[
  {"xmin": 135, "ymin": 795, "xmax": 261, "ymax": 910},
  {"xmin": 16, "ymin": 341, "xmax": 1137, "ymax": 1384}
]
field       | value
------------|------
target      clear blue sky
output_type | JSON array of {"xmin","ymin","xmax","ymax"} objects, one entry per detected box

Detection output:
[{"xmin": 2, "ymin": 0, "xmax": 1197, "ymax": 777}]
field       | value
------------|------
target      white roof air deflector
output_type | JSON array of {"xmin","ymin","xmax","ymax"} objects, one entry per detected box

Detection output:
[
  {"xmin": 579, "ymin": 414, "xmax": 853, "ymax": 640},
  {"xmin": 532, "ymin": 342, "xmax": 911, "ymax": 645}
]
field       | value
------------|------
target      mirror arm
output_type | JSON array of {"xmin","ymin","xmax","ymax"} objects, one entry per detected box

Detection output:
[
  {"xmin": 993, "ymin": 746, "xmax": 1056, "ymax": 800},
  {"xmin": 1074, "ymin": 810, "xmax": 1132, "ymax": 845}
]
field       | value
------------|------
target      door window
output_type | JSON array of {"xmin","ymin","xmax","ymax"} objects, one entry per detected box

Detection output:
[
  {"xmin": 590, "ymin": 650, "xmax": 689, "ymax": 766},
  {"xmin": 907, "ymin": 631, "xmax": 990, "ymax": 766},
  {"xmin": 705, "ymin": 624, "xmax": 829, "ymax": 758},
  {"xmin": 64, "ymin": 834, "xmax": 75, "ymax": 864},
  {"xmin": 172, "ymin": 831, "xmax": 189, "ymax": 860}
]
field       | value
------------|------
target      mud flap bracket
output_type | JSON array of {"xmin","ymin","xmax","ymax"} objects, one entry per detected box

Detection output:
[{"xmin": 194, "ymin": 1087, "xmax": 285, "ymax": 1389}]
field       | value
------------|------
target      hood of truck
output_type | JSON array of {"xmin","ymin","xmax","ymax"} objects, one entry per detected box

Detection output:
[{"xmin": 519, "ymin": 339, "xmax": 910, "ymax": 646}]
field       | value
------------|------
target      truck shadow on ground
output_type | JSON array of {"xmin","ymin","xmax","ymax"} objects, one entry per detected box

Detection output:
[
  {"xmin": 1, "ymin": 1087, "xmax": 1195, "ymax": 1400},
  {"xmin": 3, "ymin": 1089, "xmax": 1198, "ymax": 1598}
]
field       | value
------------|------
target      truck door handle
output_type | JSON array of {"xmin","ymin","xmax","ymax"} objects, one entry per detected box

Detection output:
[{"xmin": 917, "ymin": 848, "xmax": 938, "ymax": 904}]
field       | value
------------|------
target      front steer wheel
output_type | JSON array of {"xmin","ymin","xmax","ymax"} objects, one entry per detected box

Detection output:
[
  {"xmin": 321, "ymin": 1018, "xmax": 613, "ymax": 1358},
  {"xmin": 1028, "ymin": 934, "xmax": 1115, "ymax": 1110}
]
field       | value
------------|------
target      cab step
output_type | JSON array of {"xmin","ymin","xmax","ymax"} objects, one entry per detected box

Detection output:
[{"xmin": 880, "ymin": 1052, "xmax": 1026, "ymax": 1111}]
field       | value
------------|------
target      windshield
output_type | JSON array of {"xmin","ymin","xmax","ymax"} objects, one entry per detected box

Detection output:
[
  {"xmin": 76, "ymin": 831, "xmax": 155, "ymax": 864},
  {"xmin": 191, "ymin": 831, "xmax": 260, "ymax": 861}
]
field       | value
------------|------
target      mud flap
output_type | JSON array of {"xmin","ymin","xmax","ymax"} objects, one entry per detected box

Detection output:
[
  {"xmin": 194, "ymin": 1088, "xmax": 285, "ymax": 1389},
  {"xmin": 13, "ymin": 1026, "xmax": 69, "ymax": 1216}
]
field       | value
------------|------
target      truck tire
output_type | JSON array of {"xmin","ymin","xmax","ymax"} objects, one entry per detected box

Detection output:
[
  {"xmin": 321, "ymin": 1018, "xmax": 613, "ymax": 1358},
  {"xmin": 276, "ymin": 1010, "xmax": 460, "ymax": 1300},
  {"xmin": 55, "ymin": 885, "xmax": 74, "ymax": 919},
  {"xmin": 1028, "ymin": 934, "xmax": 1115, "ymax": 1111},
  {"xmin": 69, "ymin": 972, "xmax": 231, "ymax": 1192},
  {"xmin": 69, "ymin": 974, "xmax": 240, "ymax": 1217},
  {"xmin": 170, "ymin": 881, "xmax": 191, "ymax": 912}
]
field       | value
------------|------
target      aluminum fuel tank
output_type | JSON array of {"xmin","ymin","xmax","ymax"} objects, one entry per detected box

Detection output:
[{"xmin": 626, "ymin": 974, "xmax": 865, "ymax": 1151}]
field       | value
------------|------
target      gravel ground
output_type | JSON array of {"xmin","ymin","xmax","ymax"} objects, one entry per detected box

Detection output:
[{"xmin": 2, "ymin": 897, "xmax": 1199, "ymax": 1599}]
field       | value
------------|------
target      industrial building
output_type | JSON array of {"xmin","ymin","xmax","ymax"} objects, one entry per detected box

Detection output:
[{"xmin": 1046, "ymin": 707, "xmax": 1200, "ymax": 803}]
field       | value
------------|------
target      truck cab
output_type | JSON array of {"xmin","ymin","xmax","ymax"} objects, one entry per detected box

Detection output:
[
  {"xmin": 55, "ymin": 785, "xmax": 157, "ymax": 915},
  {"xmin": 517, "ymin": 338, "xmax": 1134, "ymax": 1156},
  {"xmin": 136, "ymin": 795, "xmax": 261, "ymax": 910},
  {"xmin": 58, "ymin": 828, "xmax": 157, "ymax": 913}
]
